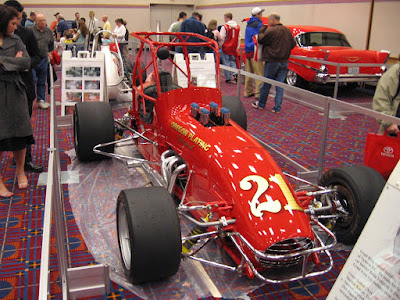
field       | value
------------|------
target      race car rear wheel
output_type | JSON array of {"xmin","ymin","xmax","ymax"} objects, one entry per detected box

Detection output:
[
  {"xmin": 319, "ymin": 166, "xmax": 385, "ymax": 245},
  {"xmin": 116, "ymin": 187, "xmax": 181, "ymax": 284},
  {"xmin": 222, "ymin": 95, "xmax": 247, "ymax": 130},
  {"xmin": 286, "ymin": 69, "xmax": 308, "ymax": 88},
  {"xmin": 74, "ymin": 102, "xmax": 115, "ymax": 161}
]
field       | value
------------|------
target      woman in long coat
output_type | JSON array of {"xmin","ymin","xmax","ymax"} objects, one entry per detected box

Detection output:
[{"xmin": 0, "ymin": 5, "xmax": 32, "ymax": 197}]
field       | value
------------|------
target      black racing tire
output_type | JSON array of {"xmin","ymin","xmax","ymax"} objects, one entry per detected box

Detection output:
[
  {"xmin": 73, "ymin": 102, "xmax": 115, "ymax": 161},
  {"xmin": 222, "ymin": 95, "xmax": 247, "ymax": 131},
  {"xmin": 319, "ymin": 166, "xmax": 385, "ymax": 245},
  {"xmin": 116, "ymin": 187, "xmax": 182, "ymax": 284},
  {"xmin": 286, "ymin": 69, "xmax": 308, "ymax": 89}
]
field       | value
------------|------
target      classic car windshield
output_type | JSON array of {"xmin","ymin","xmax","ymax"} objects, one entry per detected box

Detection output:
[{"xmin": 296, "ymin": 32, "xmax": 351, "ymax": 47}]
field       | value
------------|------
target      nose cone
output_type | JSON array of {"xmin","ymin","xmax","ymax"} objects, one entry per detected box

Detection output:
[{"xmin": 210, "ymin": 147, "xmax": 313, "ymax": 251}]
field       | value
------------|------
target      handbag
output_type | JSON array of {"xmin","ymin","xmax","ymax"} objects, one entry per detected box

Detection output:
[{"xmin": 364, "ymin": 132, "xmax": 400, "ymax": 180}]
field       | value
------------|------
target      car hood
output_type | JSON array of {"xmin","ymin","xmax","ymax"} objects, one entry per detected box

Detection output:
[{"xmin": 208, "ymin": 146, "xmax": 314, "ymax": 251}]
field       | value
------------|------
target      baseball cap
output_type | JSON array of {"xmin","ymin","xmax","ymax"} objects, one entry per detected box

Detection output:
[
  {"xmin": 252, "ymin": 7, "xmax": 265, "ymax": 16},
  {"xmin": 54, "ymin": 12, "xmax": 60, "ymax": 16}
]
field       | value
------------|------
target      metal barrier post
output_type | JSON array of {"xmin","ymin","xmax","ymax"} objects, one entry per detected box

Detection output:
[
  {"xmin": 318, "ymin": 99, "xmax": 331, "ymax": 178},
  {"xmin": 333, "ymin": 65, "xmax": 340, "ymax": 99},
  {"xmin": 39, "ymin": 59, "xmax": 110, "ymax": 300}
]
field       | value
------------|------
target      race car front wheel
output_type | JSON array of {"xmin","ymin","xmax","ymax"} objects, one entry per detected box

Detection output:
[
  {"xmin": 319, "ymin": 166, "xmax": 385, "ymax": 245},
  {"xmin": 116, "ymin": 186, "xmax": 182, "ymax": 284},
  {"xmin": 73, "ymin": 102, "xmax": 115, "ymax": 161}
]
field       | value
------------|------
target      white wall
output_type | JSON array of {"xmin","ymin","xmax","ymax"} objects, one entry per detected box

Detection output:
[{"xmin": 21, "ymin": 0, "xmax": 400, "ymax": 58}]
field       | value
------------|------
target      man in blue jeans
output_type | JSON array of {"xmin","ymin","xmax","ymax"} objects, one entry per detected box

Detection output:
[
  {"xmin": 252, "ymin": 13, "xmax": 295, "ymax": 113},
  {"xmin": 31, "ymin": 14, "xmax": 54, "ymax": 110}
]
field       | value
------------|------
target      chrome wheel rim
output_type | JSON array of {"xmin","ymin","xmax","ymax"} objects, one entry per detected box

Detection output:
[
  {"xmin": 118, "ymin": 202, "xmax": 131, "ymax": 270},
  {"xmin": 286, "ymin": 70, "xmax": 297, "ymax": 86}
]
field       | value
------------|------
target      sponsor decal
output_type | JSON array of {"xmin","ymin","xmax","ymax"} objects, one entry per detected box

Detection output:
[
  {"xmin": 171, "ymin": 122, "xmax": 211, "ymax": 151},
  {"xmin": 381, "ymin": 146, "xmax": 395, "ymax": 158}
]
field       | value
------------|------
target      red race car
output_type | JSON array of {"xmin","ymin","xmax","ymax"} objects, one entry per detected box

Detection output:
[{"xmin": 73, "ymin": 32, "xmax": 385, "ymax": 285}]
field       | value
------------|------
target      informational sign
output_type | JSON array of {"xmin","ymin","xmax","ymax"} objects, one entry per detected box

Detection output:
[
  {"xmin": 173, "ymin": 53, "xmax": 216, "ymax": 88},
  {"xmin": 61, "ymin": 51, "xmax": 106, "ymax": 116},
  {"xmin": 327, "ymin": 162, "xmax": 400, "ymax": 299}
]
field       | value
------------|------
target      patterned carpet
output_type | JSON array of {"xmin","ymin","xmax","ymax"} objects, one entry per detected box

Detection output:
[{"xmin": 0, "ymin": 62, "xmax": 379, "ymax": 299}]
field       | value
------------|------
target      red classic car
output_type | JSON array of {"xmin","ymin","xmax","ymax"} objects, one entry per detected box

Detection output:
[
  {"xmin": 73, "ymin": 32, "xmax": 385, "ymax": 285},
  {"xmin": 286, "ymin": 25, "xmax": 390, "ymax": 87}
]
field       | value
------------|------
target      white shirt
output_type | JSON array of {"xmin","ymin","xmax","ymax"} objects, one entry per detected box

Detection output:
[
  {"xmin": 113, "ymin": 24, "xmax": 126, "ymax": 43},
  {"xmin": 88, "ymin": 17, "xmax": 99, "ymax": 34}
]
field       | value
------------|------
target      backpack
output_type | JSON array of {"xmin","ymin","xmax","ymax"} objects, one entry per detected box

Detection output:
[
  {"xmin": 124, "ymin": 26, "xmax": 129, "ymax": 41},
  {"xmin": 222, "ymin": 24, "xmax": 240, "ymax": 56}
]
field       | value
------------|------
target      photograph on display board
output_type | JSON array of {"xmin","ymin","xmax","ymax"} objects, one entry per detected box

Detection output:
[
  {"xmin": 66, "ymin": 92, "xmax": 82, "ymax": 102},
  {"xmin": 84, "ymin": 92, "xmax": 100, "ymax": 102},
  {"xmin": 66, "ymin": 80, "xmax": 83, "ymax": 90},
  {"xmin": 84, "ymin": 67, "xmax": 101, "ymax": 77},
  {"xmin": 65, "ymin": 67, "xmax": 82, "ymax": 77},
  {"xmin": 84, "ymin": 80, "xmax": 101, "ymax": 90}
]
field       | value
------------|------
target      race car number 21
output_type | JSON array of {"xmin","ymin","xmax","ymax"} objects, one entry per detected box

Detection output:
[{"xmin": 240, "ymin": 174, "xmax": 303, "ymax": 218}]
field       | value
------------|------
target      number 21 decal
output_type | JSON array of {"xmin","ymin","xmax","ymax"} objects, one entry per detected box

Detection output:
[{"xmin": 240, "ymin": 174, "xmax": 302, "ymax": 218}]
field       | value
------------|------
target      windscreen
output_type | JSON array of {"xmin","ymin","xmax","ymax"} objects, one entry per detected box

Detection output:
[{"xmin": 297, "ymin": 32, "xmax": 351, "ymax": 47}]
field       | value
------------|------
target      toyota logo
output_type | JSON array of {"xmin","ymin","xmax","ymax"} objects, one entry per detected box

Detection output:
[{"xmin": 383, "ymin": 146, "xmax": 394, "ymax": 154}]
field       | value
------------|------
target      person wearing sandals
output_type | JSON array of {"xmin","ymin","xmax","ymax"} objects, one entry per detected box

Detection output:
[{"xmin": 0, "ymin": 5, "xmax": 33, "ymax": 197}]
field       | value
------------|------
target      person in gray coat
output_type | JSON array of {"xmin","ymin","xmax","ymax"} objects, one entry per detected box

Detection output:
[{"xmin": 0, "ymin": 5, "xmax": 33, "ymax": 197}]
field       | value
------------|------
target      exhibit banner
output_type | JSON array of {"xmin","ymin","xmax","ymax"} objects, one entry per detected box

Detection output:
[{"xmin": 327, "ymin": 162, "xmax": 400, "ymax": 299}]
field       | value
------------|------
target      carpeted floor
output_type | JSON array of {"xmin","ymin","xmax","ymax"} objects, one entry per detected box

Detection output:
[{"xmin": 0, "ymin": 62, "xmax": 379, "ymax": 299}]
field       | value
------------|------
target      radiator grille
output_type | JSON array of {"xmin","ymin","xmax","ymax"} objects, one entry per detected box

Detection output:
[{"xmin": 259, "ymin": 237, "xmax": 313, "ymax": 268}]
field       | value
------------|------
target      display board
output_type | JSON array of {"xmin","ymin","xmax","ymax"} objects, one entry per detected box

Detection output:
[
  {"xmin": 173, "ymin": 53, "xmax": 216, "ymax": 88},
  {"xmin": 61, "ymin": 51, "xmax": 106, "ymax": 116},
  {"xmin": 327, "ymin": 161, "xmax": 400, "ymax": 299}
]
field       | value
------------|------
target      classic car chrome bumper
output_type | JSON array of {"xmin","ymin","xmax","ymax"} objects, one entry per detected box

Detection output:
[{"xmin": 315, "ymin": 72, "xmax": 384, "ymax": 83}]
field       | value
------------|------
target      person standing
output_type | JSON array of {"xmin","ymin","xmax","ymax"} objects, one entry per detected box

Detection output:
[
  {"xmin": 244, "ymin": 7, "xmax": 265, "ymax": 99},
  {"xmin": 168, "ymin": 11, "xmax": 186, "ymax": 34},
  {"xmin": 56, "ymin": 14, "xmax": 68, "ymax": 41},
  {"xmin": 87, "ymin": 11, "xmax": 99, "ymax": 49},
  {"xmin": 219, "ymin": 12, "xmax": 240, "ymax": 83},
  {"xmin": 0, "ymin": 4, "xmax": 33, "ymax": 197},
  {"xmin": 73, "ymin": 20, "xmax": 88, "ymax": 53},
  {"xmin": 252, "ymin": 13, "xmax": 295, "ymax": 113},
  {"xmin": 180, "ymin": 12, "xmax": 205, "ymax": 54},
  {"xmin": 4, "ymin": 0, "xmax": 43, "ymax": 173},
  {"xmin": 112, "ymin": 18, "xmax": 126, "ymax": 52},
  {"xmin": 24, "ymin": 11, "xmax": 35, "ymax": 27},
  {"xmin": 102, "ymin": 15, "xmax": 111, "ymax": 39},
  {"xmin": 20, "ymin": 11, "xmax": 26, "ymax": 26},
  {"xmin": 31, "ymin": 13, "xmax": 54, "ymax": 110},
  {"xmin": 373, "ymin": 59, "xmax": 400, "ymax": 135},
  {"xmin": 72, "ymin": 12, "xmax": 80, "ymax": 29}
]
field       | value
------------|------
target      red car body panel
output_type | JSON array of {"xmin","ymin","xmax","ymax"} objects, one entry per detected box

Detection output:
[
  {"xmin": 287, "ymin": 25, "xmax": 389, "ymax": 83},
  {"xmin": 239, "ymin": 25, "xmax": 389, "ymax": 84}
]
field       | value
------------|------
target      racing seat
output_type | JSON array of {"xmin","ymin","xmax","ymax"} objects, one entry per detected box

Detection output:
[{"xmin": 139, "ymin": 71, "xmax": 180, "ymax": 124}]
